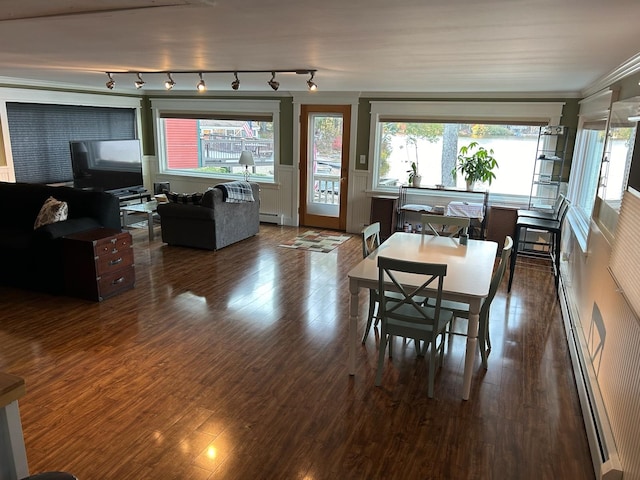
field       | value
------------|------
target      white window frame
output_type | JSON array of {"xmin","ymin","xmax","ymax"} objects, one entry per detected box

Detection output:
[
  {"xmin": 150, "ymin": 98, "xmax": 281, "ymax": 184},
  {"xmin": 566, "ymin": 89, "xmax": 614, "ymax": 252},
  {"xmin": 368, "ymin": 101, "xmax": 565, "ymax": 204}
]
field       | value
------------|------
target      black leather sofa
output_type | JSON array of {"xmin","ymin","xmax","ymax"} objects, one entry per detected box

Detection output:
[{"xmin": 0, "ymin": 181, "xmax": 121, "ymax": 294}]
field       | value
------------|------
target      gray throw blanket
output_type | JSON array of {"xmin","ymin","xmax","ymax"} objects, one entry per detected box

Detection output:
[{"xmin": 215, "ymin": 181, "xmax": 255, "ymax": 203}]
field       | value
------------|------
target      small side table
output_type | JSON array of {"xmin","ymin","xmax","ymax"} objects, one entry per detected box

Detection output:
[
  {"xmin": 370, "ymin": 195, "xmax": 398, "ymax": 241},
  {"xmin": 120, "ymin": 200, "xmax": 158, "ymax": 241},
  {"xmin": 64, "ymin": 228, "xmax": 135, "ymax": 301}
]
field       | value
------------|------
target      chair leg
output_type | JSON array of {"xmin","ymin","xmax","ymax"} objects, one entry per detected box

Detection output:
[
  {"xmin": 478, "ymin": 310, "xmax": 489, "ymax": 369},
  {"xmin": 508, "ymin": 225, "xmax": 520, "ymax": 292},
  {"xmin": 553, "ymin": 230, "xmax": 561, "ymax": 290},
  {"xmin": 361, "ymin": 289, "xmax": 377, "ymax": 343},
  {"xmin": 375, "ymin": 329, "xmax": 389, "ymax": 386},
  {"xmin": 428, "ymin": 337, "xmax": 437, "ymax": 398}
]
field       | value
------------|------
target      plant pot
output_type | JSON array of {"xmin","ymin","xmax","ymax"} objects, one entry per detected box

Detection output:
[
  {"xmin": 466, "ymin": 180, "xmax": 475, "ymax": 191},
  {"xmin": 413, "ymin": 175, "xmax": 422, "ymax": 188}
]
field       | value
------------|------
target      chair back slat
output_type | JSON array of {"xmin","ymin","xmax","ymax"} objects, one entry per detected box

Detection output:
[
  {"xmin": 362, "ymin": 222, "xmax": 381, "ymax": 258},
  {"xmin": 378, "ymin": 257, "xmax": 447, "ymax": 323},
  {"xmin": 420, "ymin": 214, "xmax": 470, "ymax": 237}
]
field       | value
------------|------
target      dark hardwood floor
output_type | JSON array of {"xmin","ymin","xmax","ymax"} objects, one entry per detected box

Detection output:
[{"xmin": 0, "ymin": 223, "xmax": 594, "ymax": 480}]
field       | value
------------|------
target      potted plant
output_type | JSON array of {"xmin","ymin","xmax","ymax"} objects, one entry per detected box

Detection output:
[
  {"xmin": 407, "ymin": 161, "xmax": 422, "ymax": 187},
  {"xmin": 452, "ymin": 141, "xmax": 498, "ymax": 190}
]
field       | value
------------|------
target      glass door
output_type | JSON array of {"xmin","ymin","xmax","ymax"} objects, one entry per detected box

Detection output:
[{"xmin": 299, "ymin": 105, "xmax": 350, "ymax": 230}]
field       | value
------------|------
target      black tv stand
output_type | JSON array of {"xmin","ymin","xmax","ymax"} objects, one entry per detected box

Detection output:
[{"xmin": 117, "ymin": 190, "xmax": 151, "ymax": 204}]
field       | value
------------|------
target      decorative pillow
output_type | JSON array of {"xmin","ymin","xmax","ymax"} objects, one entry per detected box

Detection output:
[
  {"xmin": 34, "ymin": 196, "xmax": 69, "ymax": 229},
  {"xmin": 167, "ymin": 192, "xmax": 203, "ymax": 205}
]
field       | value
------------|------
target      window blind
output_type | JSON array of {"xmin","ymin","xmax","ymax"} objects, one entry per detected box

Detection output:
[
  {"xmin": 609, "ymin": 187, "xmax": 640, "ymax": 319},
  {"xmin": 6, "ymin": 103, "xmax": 136, "ymax": 184}
]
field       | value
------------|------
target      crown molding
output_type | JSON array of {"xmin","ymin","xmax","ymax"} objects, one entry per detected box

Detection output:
[{"xmin": 582, "ymin": 52, "xmax": 640, "ymax": 98}]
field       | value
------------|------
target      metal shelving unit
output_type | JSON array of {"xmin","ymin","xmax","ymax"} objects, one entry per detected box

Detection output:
[{"xmin": 529, "ymin": 125, "xmax": 568, "ymax": 211}]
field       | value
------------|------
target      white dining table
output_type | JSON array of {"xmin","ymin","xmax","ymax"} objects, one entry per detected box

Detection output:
[{"xmin": 347, "ymin": 232, "xmax": 498, "ymax": 400}]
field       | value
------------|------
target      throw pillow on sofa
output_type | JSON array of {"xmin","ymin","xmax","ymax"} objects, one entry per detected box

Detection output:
[
  {"xmin": 167, "ymin": 192, "xmax": 203, "ymax": 205},
  {"xmin": 34, "ymin": 196, "xmax": 69, "ymax": 229}
]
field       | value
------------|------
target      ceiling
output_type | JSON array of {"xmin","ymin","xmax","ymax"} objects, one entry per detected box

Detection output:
[{"xmin": 1, "ymin": 0, "xmax": 640, "ymax": 96}]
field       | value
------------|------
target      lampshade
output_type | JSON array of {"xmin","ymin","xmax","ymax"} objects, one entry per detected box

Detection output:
[{"xmin": 239, "ymin": 150, "xmax": 255, "ymax": 166}]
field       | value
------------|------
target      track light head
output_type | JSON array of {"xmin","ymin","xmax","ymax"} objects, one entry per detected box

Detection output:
[
  {"xmin": 134, "ymin": 73, "xmax": 145, "ymax": 89},
  {"xmin": 231, "ymin": 72, "xmax": 240, "ymax": 91},
  {"xmin": 196, "ymin": 73, "xmax": 206, "ymax": 92},
  {"xmin": 268, "ymin": 71, "xmax": 279, "ymax": 91},
  {"xmin": 164, "ymin": 73, "xmax": 175, "ymax": 90},
  {"xmin": 105, "ymin": 72, "xmax": 115, "ymax": 90},
  {"xmin": 104, "ymin": 69, "xmax": 318, "ymax": 91},
  {"xmin": 307, "ymin": 72, "xmax": 317, "ymax": 91}
]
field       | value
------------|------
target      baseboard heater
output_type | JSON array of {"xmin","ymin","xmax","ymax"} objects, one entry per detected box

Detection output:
[
  {"xmin": 259, "ymin": 212, "xmax": 284, "ymax": 225},
  {"xmin": 558, "ymin": 275, "xmax": 622, "ymax": 480}
]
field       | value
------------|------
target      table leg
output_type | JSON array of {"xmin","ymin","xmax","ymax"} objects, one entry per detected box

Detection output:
[
  {"xmin": 349, "ymin": 279, "xmax": 360, "ymax": 375},
  {"xmin": 0, "ymin": 401, "xmax": 29, "ymax": 480},
  {"xmin": 147, "ymin": 211, "xmax": 154, "ymax": 241},
  {"xmin": 462, "ymin": 299, "xmax": 481, "ymax": 400}
]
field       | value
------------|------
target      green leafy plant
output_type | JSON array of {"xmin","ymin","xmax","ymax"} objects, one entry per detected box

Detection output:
[
  {"xmin": 452, "ymin": 141, "xmax": 498, "ymax": 187},
  {"xmin": 407, "ymin": 161, "xmax": 418, "ymax": 185}
]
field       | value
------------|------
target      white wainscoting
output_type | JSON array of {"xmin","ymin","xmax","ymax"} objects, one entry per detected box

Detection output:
[
  {"xmin": 560, "ymin": 215, "xmax": 639, "ymax": 479},
  {"xmin": 347, "ymin": 170, "xmax": 372, "ymax": 233}
]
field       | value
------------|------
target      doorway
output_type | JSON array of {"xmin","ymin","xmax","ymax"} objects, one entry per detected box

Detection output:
[{"xmin": 299, "ymin": 105, "xmax": 351, "ymax": 230}]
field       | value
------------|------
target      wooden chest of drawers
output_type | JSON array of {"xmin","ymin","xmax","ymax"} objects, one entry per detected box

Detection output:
[{"xmin": 64, "ymin": 228, "xmax": 135, "ymax": 301}]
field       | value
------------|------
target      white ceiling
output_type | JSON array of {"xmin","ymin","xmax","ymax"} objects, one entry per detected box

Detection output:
[{"xmin": 1, "ymin": 0, "xmax": 639, "ymax": 95}]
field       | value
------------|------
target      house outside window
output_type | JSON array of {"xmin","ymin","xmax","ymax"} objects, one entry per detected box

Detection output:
[{"xmin": 151, "ymin": 99, "xmax": 280, "ymax": 183}]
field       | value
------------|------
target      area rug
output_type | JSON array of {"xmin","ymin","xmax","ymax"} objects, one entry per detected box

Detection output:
[{"xmin": 279, "ymin": 230, "xmax": 352, "ymax": 253}]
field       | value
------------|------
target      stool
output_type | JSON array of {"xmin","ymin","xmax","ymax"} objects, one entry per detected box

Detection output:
[
  {"xmin": 508, "ymin": 200, "xmax": 570, "ymax": 292},
  {"xmin": 20, "ymin": 473, "xmax": 78, "ymax": 480}
]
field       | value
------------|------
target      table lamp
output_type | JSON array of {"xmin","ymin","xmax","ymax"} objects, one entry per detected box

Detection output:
[{"xmin": 239, "ymin": 150, "xmax": 254, "ymax": 181}]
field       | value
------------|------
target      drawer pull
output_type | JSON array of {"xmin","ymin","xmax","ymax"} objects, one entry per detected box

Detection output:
[
  {"xmin": 111, "ymin": 276, "xmax": 125, "ymax": 285},
  {"xmin": 109, "ymin": 257, "xmax": 123, "ymax": 266},
  {"xmin": 111, "ymin": 248, "xmax": 119, "ymax": 254}
]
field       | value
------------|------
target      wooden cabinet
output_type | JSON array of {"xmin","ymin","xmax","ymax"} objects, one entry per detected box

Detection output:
[
  {"xmin": 64, "ymin": 228, "xmax": 135, "ymax": 301},
  {"xmin": 370, "ymin": 195, "xmax": 398, "ymax": 241},
  {"xmin": 486, "ymin": 205, "xmax": 518, "ymax": 251}
]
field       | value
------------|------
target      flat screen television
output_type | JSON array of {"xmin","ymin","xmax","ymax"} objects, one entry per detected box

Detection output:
[{"xmin": 70, "ymin": 139, "xmax": 143, "ymax": 196}]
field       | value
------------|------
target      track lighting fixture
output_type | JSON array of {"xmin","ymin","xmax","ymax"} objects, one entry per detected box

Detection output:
[
  {"xmin": 196, "ymin": 73, "xmax": 206, "ymax": 92},
  {"xmin": 105, "ymin": 72, "xmax": 115, "ymax": 90},
  {"xmin": 164, "ymin": 73, "xmax": 175, "ymax": 90},
  {"xmin": 307, "ymin": 72, "xmax": 317, "ymax": 91},
  {"xmin": 103, "ymin": 69, "xmax": 317, "ymax": 92},
  {"xmin": 267, "ymin": 72, "xmax": 280, "ymax": 91},
  {"xmin": 134, "ymin": 73, "xmax": 145, "ymax": 89},
  {"xmin": 231, "ymin": 72, "xmax": 240, "ymax": 90}
]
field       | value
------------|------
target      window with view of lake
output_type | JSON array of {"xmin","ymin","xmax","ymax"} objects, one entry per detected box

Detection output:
[{"xmin": 376, "ymin": 123, "xmax": 543, "ymax": 196}]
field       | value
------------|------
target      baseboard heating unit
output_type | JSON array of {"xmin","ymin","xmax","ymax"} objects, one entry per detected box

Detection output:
[
  {"xmin": 259, "ymin": 212, "xmax": 284, "ymax": 225},
  {"xmin": 558, "ymin": 275, "xmax": 622, "ymax": 480}
]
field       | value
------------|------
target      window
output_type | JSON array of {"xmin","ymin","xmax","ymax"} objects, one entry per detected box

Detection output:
[
  {"xmin": 369, "ymin": 101, "xmax": 565, "ymax": 200},
  {"xmin": 152, "ymin": 99, "xmax": 280, "ymax": 182},
  {"xmin": 375, "ymin": 121, "xmax": 540, "ymax": 195},
  {"xmin": 566, "ymin": 89, "xmax": 614, "ymax": 250}
]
